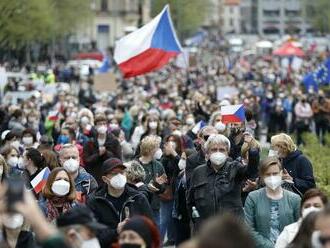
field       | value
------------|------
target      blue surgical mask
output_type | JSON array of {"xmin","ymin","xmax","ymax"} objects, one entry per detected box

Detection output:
[{"xmin": 57, "ymin": 135, "xmax": 70, "ymax": 144}]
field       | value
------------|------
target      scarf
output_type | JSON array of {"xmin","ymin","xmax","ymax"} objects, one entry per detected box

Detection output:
[{"xmin": 46, "ymin": 197, "xmax": 72, "ymax": 222}]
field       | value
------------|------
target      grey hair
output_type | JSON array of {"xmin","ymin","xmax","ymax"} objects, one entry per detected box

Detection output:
[
  {"xmin": 126, "ymin": 161, "xmax": 146, "ymax": 183},
  {"xmin": 204, "ymin": 134, "xmax": 231, "ymax": 152},
  {"xmin": 208, "ymin": 111, "xmax": 222, "ymax": 126},
  {"xmin": 59, "ymin": 144, "xmax": 78, "ymax": 157}
]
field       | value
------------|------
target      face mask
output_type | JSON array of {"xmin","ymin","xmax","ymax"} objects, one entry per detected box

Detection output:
[
  {"xmin": 51, "ymin": 179, "xmax": 70, "ymax": 196},
  {"xmin": 97, "ymin": 125, "xmax": 108, "ymax": 134},
  {"xmin": 7, "ymin": 157, "xmax": 18, "ymax": 167},
  {"xmin": 98, "ymin": 138, "xmax": 106, "ymax": 146},
  {"xmin": 22, "ymin": 137, "xmax": 33, "ymax": 146},
  {"xmin": 57, "ymin": 135, "xmax": 70, "ymax": 144},
  {"xmin": 110, "ymin": 174, "xmax": 127, "ymax": 189},
  {"xmin": 17, "ymin": 157, "xmax": 25, "ymax": 169},
  {"xmin": 169, "ymin": 141, "xmax": 177, "ymax": 150},
  {"xmin": 302, "ymin": 206, "xmax": 322, "ymax": 218},
  {"xmin": 120, "ymin": 244, "xmax": 144, "ymax": 248},
  {"xmin": 178, "ymin": 159, "xmax": 186, "ymax": 170},
  {"xmin": 149, "ymin": 121, "xmax": 158, "ymax": 130},
  {"xmin": 81, "ymin": 116, "xmax": 89, "ymax": 124},
  {"xmin": 11, "ymin": 140, "xmax": 20, "ymax": 150},
  {"xmin": 153, "ymin": 148, "xmax": 163, "ymax": 160},
  {"xmin": 215, "ymin": 122, "xmax": 226, "ymax": 132},
  {"xmin": 210, "ymin": 152, "xmax": 227, "ymax": 166},
  {"xmin": 264, "ymin": 175, "xmax": 282, "ymax": 191},
  {"xmin": 172, "ymin": 130, "xmax": 182, "ymax": 136},
  {"xmin": 109, "ymin": 123, "xmax": 119, "ymax": 129},
  {"xmin": 268, "ymin": 149, "xmax": 278, "ymax": 157},
  {"xmin": 63, "ymin": 158, "xmax": 79, "ymax": 173},
  {"xmin": 81, "ymin": 238, "xmax": 101, "ymax": 248},
  {"xmin": 3, "ymin": 214, "xmax": 24, "ymax": 229},
  {"xmin": 186, "ymin": 118, "xmax": 195, "ymax": 125}
]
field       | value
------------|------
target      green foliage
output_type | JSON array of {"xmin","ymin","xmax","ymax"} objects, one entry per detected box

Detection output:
[
  {"xmin": 0, "ymin": 0, "xmax": 92, "ymax": 49},
  {"xmin": 305, "ymin": 0, "xmax": 330, "ymax": 33},
  {"xmin": 151, "ymin": 0, "xmax": 211, "ymax": 38},
  {"xmin": 301, "ymin": 133, "xmax": 330, "ymax": 196}
]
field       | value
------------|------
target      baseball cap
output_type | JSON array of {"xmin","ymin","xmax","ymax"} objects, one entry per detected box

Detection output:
[
  {"xmin": 102, "ymin": 158, "xmax": 126, "ymax": 175},
  {"xmin": 57, "ymin": 206, "xmax": 106, "ymax": 231}
]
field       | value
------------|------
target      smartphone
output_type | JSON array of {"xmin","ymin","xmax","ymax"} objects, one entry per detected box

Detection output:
[{"xmin": 6, "ymin": 177, "xmax": 24, "ymax": 212}]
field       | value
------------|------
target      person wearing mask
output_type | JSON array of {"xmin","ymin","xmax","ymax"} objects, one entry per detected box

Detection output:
[
  {"xmin": 209, "ymin": 111, "xmax": 227, "ymax": 134},
  {"xmin": 294, "ymin": 95, "xmax": 313, "ymax": 145},
  {"xmin": 271, "ymin": 133, "xmax": 315, "ymax": 195},
  {"xmin": 83, "ymin": 114, "xmax": 122, "ymax": 184},
  {"xmin": 312, "ymin": 205, "xmax": 330, "ymax": 248},
  {"xmin": 117, "ymin": 216, "xmax": 161, "ymax": 248},
  {"xmin": 57, "ymin": 206, "xmax": 106, "ymax": 248},
  {"xmin": 228, "ymin": 122, "xmax": 245, "ymax": 160},
  {"xmin": 2, "ymin": 130, "xmax": 21, "ymax": 152},
  {"xmin": 0, "ymin": 145, "xmax": 23, "ymax": 177},
  {"xmin": 63, "ymin": 116, "xmax": 89, "ymax": 146},
  {"xmin": 275, "ymin": 188, "xmax": 328, "ymax": 248},
  {"xmin": 137, "ymin": 135, "xmax": 167, "ymax": 227},
  {"xmin": 8, "ymin": 109, "xmax": 26, "ymax": 133},
  {"xmin": 183, "ymin": 114, "xmax": 197, "ymax": 141},
  {"xmin": 59, "ymin": 144, "xmax": 98, "ymax": 203},
  {"xmin": 185, "ymin": 126, "xmax": 218, "ymax": 187},
  {"xmin": 111, "ymin": 129, "xmax": 134, "ymax": 162},
  {"xmin": 78, "ymin": 108, "xmax": 94, "ymax": 137},
  {"xmin": 137, "ymin": 115, "xmax": 162, "ymax": 147},
  {"xmin": 1, "ymin": 213, "xmax": 36, "ymax": 248},
  {"xmin": 26, "ymin": 110, "xmax": 45, "ymax": 135},
  {"xmin": 187, "ymin": 134, "xmax": 251, "ymax": 231},
  {"xmin": 21, "ymin": 128, "xmax": 38, "ymax": 149},
  {"xmin": 87, "ymin": 158, "xmax": 153, "ymax": 248},
  {"xmin": 244, "ymin": 156, "xmax": 301, "ymax": 248},
  {"xmin": 39, "ymin": 167, "xmax": 78, "ymax": 223}
]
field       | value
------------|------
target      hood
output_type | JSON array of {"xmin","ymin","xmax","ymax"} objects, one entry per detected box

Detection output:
[{"xmin": 284, "ymin": 150, "xmax": 302, "ymax": 163}]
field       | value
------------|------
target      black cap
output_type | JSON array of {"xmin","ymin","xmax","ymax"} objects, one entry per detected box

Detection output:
[
  {"xmin": 56, "ymin": 206, "xmax": 106, "ymax": 231},
  {"xmin": 102, "ymin": 158, "xmax": 126, "ymax": 175}
]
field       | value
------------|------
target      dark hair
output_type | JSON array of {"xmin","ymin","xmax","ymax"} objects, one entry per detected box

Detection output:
[
  {"xmin": 25, "ymin": 148, "xmax": 46, "ymax": 169},
  {"xmin": 62, "ymin": 127, "xmax": 76, "ymax": 141},
  {"xmin": 12, "ymin": 109, "xmax": 23, "ymax": 119},
  {"xmin": 165, "ymin": 134, "xmax": 183, "ymax": 155},
  {"xmin": 42, "ymin": 167, "xmax": 76, "ymax": 201},
  {"xmin": 38, "ymin": 135, "xmax": 54, "ymax": 150},
  {"xmin": 289, "ymin": 211, "xmax": 319, "ymax": 248},
  {"xmin": 301, "ymin": 188, "xmax": 328, "ymax": 211},
  {"xmin": 0, "ymin": 145, "xmax": 19, "ymax": 159},
  {"xmin": 198, "ymin": 214, "xmax": 255, "ymax": 248},
  {"xmin": 94, "ymin": 114, "xmax": 108, "ymax": 125},
  {"xmin": 40, "ymin": 150, "xmax": 60, "ymax": 170},
  {"xmin": 22, "ymin": 128, "xmax": 37, "ymax": 143},
  {"xmin": 259, "ymin": 156, "xmax": 282, "ymax": 177}
]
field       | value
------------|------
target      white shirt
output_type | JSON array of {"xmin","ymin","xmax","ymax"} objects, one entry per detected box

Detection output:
[{"xmin": 275, "ymin": 219, "xmax": 302, "ymax": 248}]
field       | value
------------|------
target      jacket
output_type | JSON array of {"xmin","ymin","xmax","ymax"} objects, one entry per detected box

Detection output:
[
  {"xmin": 83, "ymin": 133, "xmax": 122, "ymax": 184},
  {"xmin": 1, "ymin": 230, "xmax": 36, "ymax": 248},
  {"xmin": 87, "ymin": 185, "xmax": 153, "ymax": 248},
  {"xmin": 282, "ymin": 150, "xmax": 315, "ymax": 194},
  {"xmin": 244, "ymin": 188, "xmax": 301, "ymax": 248},
  {"xmin": 186, "ymin": 149, "xmax": 205, "ymax": 188},
  {"xmin": 187, "ymin": 159, "xmax": 248, "ymax": 222},
  {"xmin": 75, "ymin": 167, "xmax": 98, "ymax": 203}
]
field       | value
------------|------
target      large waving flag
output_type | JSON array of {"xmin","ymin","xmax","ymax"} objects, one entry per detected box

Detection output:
[
  {"xmin": 303, "ymin": 58, "xmax": 330, "ymax": 91},
  {"xmin": 114, "ymin": 5, "xmax": 182, "ymax": 78},
  {"xmin": 221, "ymin": 104, "xmax": 245, "ymax": 124},
  {"xmin": 31, "ymin": 167, "xmax": 50, "ymax": 193}
]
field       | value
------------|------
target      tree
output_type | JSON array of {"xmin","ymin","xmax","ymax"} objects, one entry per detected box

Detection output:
[
  {"xmin": 305, "ymin": 0, "xmax": 330, "ymax": 33},
  {"xmin": 151, "ymin": 0, "xmax": 211, "ymax": 38}
]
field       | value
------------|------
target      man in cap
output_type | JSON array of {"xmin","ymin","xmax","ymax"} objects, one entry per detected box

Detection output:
[
  {"xmin": 87, "ymin": 158, "xmax": 153, "ymax": 247},
  {"xmin": 57, "ymin": 205, "xmax": 105, "ymax": 248}
]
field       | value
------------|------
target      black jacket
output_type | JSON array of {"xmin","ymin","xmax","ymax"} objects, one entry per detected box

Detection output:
[
  {"xmin": 282, "ymin": 150, "xmax": 315, "ymax": 195},
  {"xmin": 87, "ymin": 185, "xmax": 153, "ymax": 248},
  {"xmin": 187, "ymin": 159, "xmax": 248, "ymax": 223},
  {"xmin": 186, "ymin": 149, "xmax": 205, "ymax": 188},
  {"xmin": 1, "ymin": 230, "xmax": 36, "ymax": 248}
]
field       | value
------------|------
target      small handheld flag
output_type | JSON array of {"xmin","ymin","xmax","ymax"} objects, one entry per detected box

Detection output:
[
  {"xmin": 114, "ymin": 5, "xmax": 182, "ymax": 78},
  {"xmin": 192, "ymin": 120, "xmax": 206, "ymax": 134},
  {"xmin": 31, "ymin": 167, "xmax": 51, "ymax": 193},
  {"xmin": 221, "ymin": 104, "xmax": 245, "ymax": 124}
]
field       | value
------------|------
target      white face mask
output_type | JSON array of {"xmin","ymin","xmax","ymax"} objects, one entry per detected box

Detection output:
[
  {"xmin": 186, "ymin": 118, "xmax": 195, "ymax": 125},
  {"xmin": 22, "ymin": 137, "xmax": 33, "ymax": 146},
  {"xmin": 17, "ymin": 157, "xmax": 25, "ymax": 169},
  {"xmin": 51, "ymin": 179, "xmax": 70, "ymax": 196},
  {"xmin": 215, "ymin": 122, "xmax": 226, "ymax": 132},
  {"xmin": 81, "ymin": 238, "xmax": 101, "ymax": 248},
  {"xmin": 98, "ymin": 138, "xmax": 106, "ymax": 146},
  {"xmin": 7, "ymin": 157, "xmax": 18, "ymax": 167},
  {"xmin": 302, "ymin": 206, "xmax": 322, "ymax": 218},
  {"xmin": 109, "ymin": 123, "xmax": 119, "ymax": 129},
  {"xmin": 264, "ymin": 175, "xmax": 282, "ymax": 191},
  {"xmin": 63, "ymin": 158, "xmax": 79, "ymax": 173},
  {"xmin": 153, "ymin": 148, "xmax": 163, "ymax": 160},
  {"xmin": 11, "ymin": 140, "xmax": 20, "ymax": 150},
  {"xmin": 110, "ymin": 174, "xmax": 127, "ymax": 189},
  {"xmin": 209, "ymin": 152, "xmax": 227, "ymax": 166},
  {"xmin": 3, "ymin": 214, "xmax": 24, "ymax": 229},
  {"xmin": 169, "ymin": 141, "xmax": 177, "ymax": 150},
  {"xmin": 268, "ymin": 149, "xmax": 279, "ymax": 157},
  {"xmin": 81, "ymin": 116, "xmax": 89, "ymax": 124},
  {"xmin": 97, "ymin": 125, "xmax": 108, "ymax": 134},
  {"xmin": 149, "ymin": 121, "xmax": 158, "ymax": 130},
  {"xmin": 172, "ymin": 130, "xmax": 182, "ymax": 136},
  {"xmin": 178, "ymin": 159, "xmax": 186, "ymax": 170}
]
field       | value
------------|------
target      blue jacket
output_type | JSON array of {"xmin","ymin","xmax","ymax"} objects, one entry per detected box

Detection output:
[{"xmin": 74, "ymin": 167, "xmax": 98, "ymax": 202}]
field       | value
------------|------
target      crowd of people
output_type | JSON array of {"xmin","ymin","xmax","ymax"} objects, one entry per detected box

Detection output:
[{"xmin": 0, "ymin": 32, "xmax": 329, "ymax": 248}]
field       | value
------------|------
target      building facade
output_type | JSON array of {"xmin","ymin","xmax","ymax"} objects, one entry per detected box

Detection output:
[{"xmin": 223, "ymin": 0, "xmax": 241, "ymax": 34}]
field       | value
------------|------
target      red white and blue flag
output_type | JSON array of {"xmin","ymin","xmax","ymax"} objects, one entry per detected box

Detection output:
[
  {"xmin": 114, "ymin": 5, "xmax": 182, "ymax": 78},
  {"xmin": 221, "ymin": 104, "xmax": 245, "ymax": 124},
  {"xmin": 31, "ymin": 167, "xmax": 50, "ymax": 193}
]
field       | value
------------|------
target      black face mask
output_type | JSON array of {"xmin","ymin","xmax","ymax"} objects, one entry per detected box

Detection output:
[{"xmin": 120, "ymin": 244, "xmax": 143, "ymax": 248}]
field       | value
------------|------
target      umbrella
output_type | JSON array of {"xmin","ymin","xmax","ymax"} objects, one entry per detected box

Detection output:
[
  {"xmin": 273, "ymin": 42, "xmax": 305, "ymax": 57},
  {"xmin": 256, "ymin": 40, "xmax": 273, "ymax": 48}
]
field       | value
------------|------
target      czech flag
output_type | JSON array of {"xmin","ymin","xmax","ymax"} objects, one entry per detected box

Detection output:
[
  {"xmin": 31, "ymin": 167, "xmax": 50, "ymax": 194},
  {"xmin": 114, "ymin": 5, "xmax": 182, "ymax": 78},
  {"xmin": 221, "ymin": 104, "xmax": 245, "ymax": 124},
  {"xmin": 192, "ymin": 120, "xmax": 206, "ymax": 134}
]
